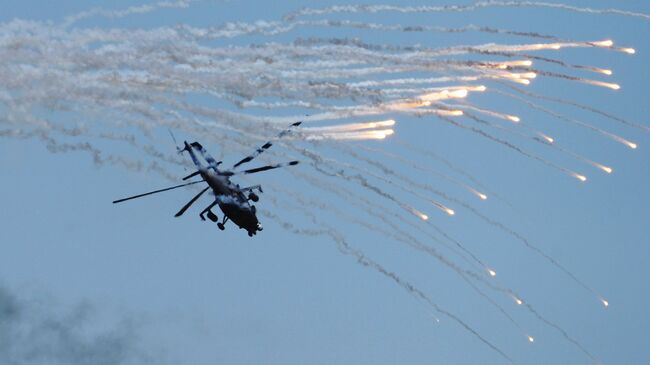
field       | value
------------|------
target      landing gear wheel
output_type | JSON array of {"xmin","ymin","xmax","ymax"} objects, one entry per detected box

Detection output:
[
  {"xmin": 248, "ymin": 193, "xmax": 259, "ymax": 202},
  {"xmin": 207, "ymin": 211, "xmax": 218, "ymax": 222},
  {"xmin": 248, "ymin": 231, "xmax": 254, "ymax": 237},
  {"xmin": 217, "ymin": 222, "xmax": 225, "ymax": 230}
]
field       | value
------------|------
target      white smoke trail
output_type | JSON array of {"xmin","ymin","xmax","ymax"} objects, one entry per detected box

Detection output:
[{"xmin": 284, "ymin": 2, "xmax": 650, "ymax": 21}]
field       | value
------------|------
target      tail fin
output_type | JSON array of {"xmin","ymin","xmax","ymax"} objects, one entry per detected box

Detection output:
[{"xmin": 182, "ymin": 141, "xmax": 203, "ymax": 168}]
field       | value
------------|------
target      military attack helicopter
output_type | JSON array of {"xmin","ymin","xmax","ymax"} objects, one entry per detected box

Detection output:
[{"xmin": 113, "ymin": 122, "xmax": 302, "ymax": 236}]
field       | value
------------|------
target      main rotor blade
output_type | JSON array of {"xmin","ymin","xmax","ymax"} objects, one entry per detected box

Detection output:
[
  {"xmin": 182, "ymin": 170, "xmax": 201, "ymax": 181},
  {"xmin": 220, "ymin": 161, "xmax": 299, "ymax": 176},
  {"xmin": 232, "ymin": 121, "xmax": 302, "ymax": 169},
  {"xmin": 112, "ymin": 180, "xmax": 205, "ymax": 204},
  {"xmin": 174, "ymin": 186, "xmax": 210, "ymax": 217}
]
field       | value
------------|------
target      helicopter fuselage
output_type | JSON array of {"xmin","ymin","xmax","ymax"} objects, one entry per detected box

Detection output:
[{"xmin": 199, "ymin": 167, "xmax": 262, "ymax": 236}]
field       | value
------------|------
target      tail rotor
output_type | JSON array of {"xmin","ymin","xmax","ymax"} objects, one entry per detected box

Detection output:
[{"xmin": 168, "ymin": 129, "xmax": 184, "ymax": 154}]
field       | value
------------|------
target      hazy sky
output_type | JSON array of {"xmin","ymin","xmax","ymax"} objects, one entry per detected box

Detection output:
[{"xmin": 1, "ymin": 1, "xmax": 649, "ymax": 364}]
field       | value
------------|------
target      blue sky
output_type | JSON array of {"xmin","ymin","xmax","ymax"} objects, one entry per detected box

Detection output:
[{"xmin": 0, "ymin": 1, "xmax": 649, "ymax": 364}]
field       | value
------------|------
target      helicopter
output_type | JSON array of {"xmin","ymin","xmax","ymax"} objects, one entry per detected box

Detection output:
[{"xmin": 112, "ymin": 122, "xmax": 302, "ymax": 236}]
